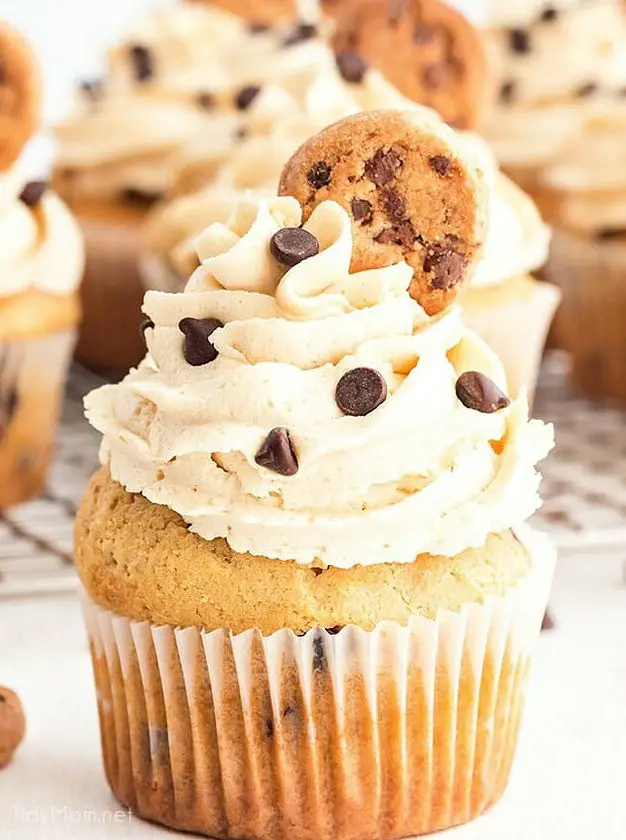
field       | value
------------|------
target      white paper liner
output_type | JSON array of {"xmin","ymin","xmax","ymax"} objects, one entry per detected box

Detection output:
[
  {"xmin": 0, "ymin": 329, "xmax": 75, "ymax": 507},
  {"xmin": 81, "ymin": 525, "xmax": 555, "ymax": 840}
]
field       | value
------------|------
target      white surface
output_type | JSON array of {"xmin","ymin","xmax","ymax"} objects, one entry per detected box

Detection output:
[{"xmin": 1, "ymin": 549, "xmax": 625, "ymax": 839}]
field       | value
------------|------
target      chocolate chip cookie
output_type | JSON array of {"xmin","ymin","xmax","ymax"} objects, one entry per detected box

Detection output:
[
  {"xmin": 0, "ymin": 23, "xmax": 41, "ymax": 171},
  {"xmin": 332, "ymin": 0, "xmax": 489, "ymax": 129},
  {"xmin": 278, "ymin": 109, "xmax": 488, "ymax": 314}
]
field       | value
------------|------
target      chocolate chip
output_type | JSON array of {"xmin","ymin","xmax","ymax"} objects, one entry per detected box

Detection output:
[
  {"xmin": 455, "ymin": 371, "xmax": 510, "ymax": 413},
  {"xmin": 509, "ymin": 28, "xmax": 531, "ymax": 54},
  {"xmin": 540, "ymin": 6, "xmax": 558, "ymax": 22},
  {"xmin": 381, "ymin": 188, "xmax": 407, "ymax": 223},
  {"xmin": 335, "ymin": 367, "xmax": 387, "ymax": 416},
  {"xmin": 197, "ymin": 91, "xmax": 215, "ymax": 109},
  {"xmin": 270, "ymin": 227, "xmax": 320, "ymax": 267},
  {"xmin": 423, "ymin": 243, "xmax": 467, "ymax": 290},
  {"xmin": 265, "ymin": 720, "xmax": 274, "ymax": 738},
  {"xmin": 80, "ymin": 79, "xmax": 103, "ymax": 102},
  {"xmin": 597, "ymin": 227, "xmax": 626, "ymax": 241},
  {"xmin": 413, "ymin": 24, "xmax": 437, "ymax": 44},
  {"xmin": 255, "ymin": 428, "xmax": 298, "ymax": 476},
  {"xmin": 178, "ymin": 317, "xmax": 223, "ymax": 366},
  {"xmin": 19, "ymin": 181, "xmax": 47, "ymax": 208},
  {"xmin": 326, "ymin": 626, "xmax": 343, "ymax": 635},
  {"xmin": 140, "ymin": 317, "xmax": 154, "ymax": 342},
  {"xmin": 576, "ymin": 82, "xmax": 598, "ymax": 98},
  {"xmin": 429, "ymin": 155, "xmax": 452, "ymax": 177},
  {"xmin": 282, "ymin": 21, "xmax": 317, "ymax": 47},
  {"xmin": 365, "ymin": 147, "xmax": 403, "ymax": 186},
  {"xmin": 351, "ymin": 198, "xmax": 372, "ymax": 223},
  {"xmin": 335, "ymin": 51, "xmax": 368, "ymax": 83},
  {"xmin": 375, "ymin": 228, "xmax": 400, "ymax": 245},
  {"xmin": 248, "ymin": 22, "xmax": 271, "ymax": 34},
  {"xmin": 121, "ymin": 187, "xmax": 162, "ymax": 207},
  {"xmin": 312, "ymin": 635, "xmax": 327, "ymax": 671},
  {"xmin": 307, "ymin": 161, "xmax": 331, "ymax": 189},
  {"xmin": 541, "ymin": 609, "xmax": 555, "ymax": 631},
  {"xmin": 396, "ymin": 220, "xmax": 417, "ymax": 247},
  {"xmin": 129, "ymin": 44, "xmax": 153, "ymax": 82},
  {"xmin": 235, "ymin": 85, "xmax": 261, "ymax": 111},
  {"xmin": 422, "ymin": 63, "xmax": 447, "ymax": 90},
  {"xmin": 500, "ymin": 80, "xmax": 516, "ymax": 103}
]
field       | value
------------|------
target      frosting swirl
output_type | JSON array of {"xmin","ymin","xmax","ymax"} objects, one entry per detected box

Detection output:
[
  {"xmin": 87, "ymin": 195, "xmax": 553, "ymax": 568},
  {"xmin": 0, "ymin": 164, "xmax": 84, "ymax": 298}
]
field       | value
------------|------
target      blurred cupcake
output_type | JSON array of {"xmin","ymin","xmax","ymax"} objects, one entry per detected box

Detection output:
[
  {"xmin": 541, "ymin": 110, "xmax": 626, "ymax": 402},
  {"xmin": 0, "ymin": 24, "xmax": 84, "ymax": 507},
  {"xmin": 76, "ymin": 109, "xmax": 555, "ymax": 838},
  {"xmin": 482, "ymin": 0, "xmax": 626, "ymax": 203},
  {"xmin": 54, "ymin": 3, "xmax": 310, "ymax": 374}
]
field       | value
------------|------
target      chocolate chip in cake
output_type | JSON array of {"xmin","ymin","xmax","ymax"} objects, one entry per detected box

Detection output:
[
  {"xmin": 351, "ymin": 198, "xmax": 372, "ymax": 224},
  {"xmin": 539, "ymin": 6, "xmax": 558, "ymax": 22},
  {"xmin": 375, "ymin": 228, "xmax": 400, "ymax": 245},
  {"xmin": 364, "ymin": 147, "xmax": 403, "ymax": 186},
  {"xmin": 381, "ymin": 188, "xmax": 407, "ymax": 223},
  {"xmin": 423, "ymin": 243, "xmax": 467, "ymax": 290},
  {"xmin": 508, "ymin": 28, "xmax": 531, "ymax": 54},
  {"xmin": 129, "ymin": 44, "xmax": 154, "ymax": 82},
  {"xmin": 422, "ymin": 62, "xmax": 447, "ymax": 90},
  {"xmin": 255, "ymin": 427, "xmax": 298, "ymax": 476},
  {"xmin": 19, "ymin": 181, "xmax": 47, "ymax": 208},
  {"xmin": 121, "ymin": 187, "xmax": 162, "ymax": 207},
  {"xmin": 335, "ymin": 367, "xmax": 387, "ymax": 416},
  {"xmin": 235, "ymin": 85, "xmax": 261, "ymax": 111},
  {"xmin": 429, "ymin": 155, "xmax": 453, "ymax": 177},
  {"xmin": 413, "ymin": 24, "xmax": 437, "ymax": 44},
  {"xmin": 178, "ymin": 317, "xmax": 223, "ymax": 366},
  {"xmin": 335, "ymin": 51, "xmax": 368, "ymax": 83},
  {"xmin": 197, "ymin": 90, "xmax": 215, "ymax": 109},
  {"xmin": 312, "ymin": 635, "xmax": 327, "ymax": 671},
  {"xmin": 576, "ymin": 82, "xmax": 598, "ymax": 98},
  {"xmin": 455, "ymin": 371, "xmax": 510, "ymax": 413},
  {"xmin": 500, "ymin": 80, "xmax": 517, "ymax": 103},
  {"xmin": 307, "ymin": 160, "xmax": 331, "ymax": 189},
  {"xmin": 282, "ymin": 22, "xmax": 317, "ymax": 47},
  {"xmin": 270, "ymin": 227, "xmax": 320, "ymax": 267},
  {"xmin": 248, "ymin": 22, "xmax": 271, "ymax": 34},
  {"xmin": 80, "ymin": 79, "xmax": 103, "ymax": 102}
]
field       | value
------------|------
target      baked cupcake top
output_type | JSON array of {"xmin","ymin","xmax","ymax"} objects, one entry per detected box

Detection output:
[
  {"xmin": 86, "ymin": 108, "xmax": 552, "ymax": 569},
  {"xmin": 483, "ymin": 0, "xmax": 626, "ymax": 171}
]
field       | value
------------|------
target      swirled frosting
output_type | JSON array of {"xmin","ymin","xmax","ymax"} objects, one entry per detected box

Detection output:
[
  {"xmin": 483, "ymin": 0, "xmax": 626, "ymax": 172},
  {"xmin": 87, "ymin": 195, "xmax": 553, "ymax": 568},
  {"xmin": 0, "ymin": 165, "xmax": 84, "ymax": 298}
]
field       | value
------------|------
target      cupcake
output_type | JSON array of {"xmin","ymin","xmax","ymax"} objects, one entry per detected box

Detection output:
[
  {"xmin": 0, "ymin": 23, "xmax": 84, "ymax": 508},
  {"xmin": 54, "ymin": 2, "xmax": 291, "ymax": 374},
  {"xmin": 76, "ymin": 109, "xmax": 555, "ymax": 838},
  {"xmin": 482, "ymin": 0, "xmax": 626, "ymax": 201}
]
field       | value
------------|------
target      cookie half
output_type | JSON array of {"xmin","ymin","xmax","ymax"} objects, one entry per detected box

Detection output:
[
  {"xmin": 332, "ymin": 0, "xmax": 489, "ymax": 129},
  {"xmin": 0, "ymin": 23, "xmax": 41, "ymax": 171},
  {"xmin": 278, "ymin": 109, "xmax": 489, "ymax": 314}
]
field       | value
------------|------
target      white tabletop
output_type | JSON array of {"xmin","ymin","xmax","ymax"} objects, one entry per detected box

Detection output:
[{"xmin": 1, "ymin": 548, "xmax": 624, "ymax": 840}]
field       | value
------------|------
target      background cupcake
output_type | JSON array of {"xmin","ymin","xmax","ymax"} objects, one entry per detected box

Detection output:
[
  {"xmin": 0, "ymin": 23, "xmax": 84, "ymax": 508},
  {"xmin": 76, "ymin": 109, "xmax": 555, "ymax": 839}
]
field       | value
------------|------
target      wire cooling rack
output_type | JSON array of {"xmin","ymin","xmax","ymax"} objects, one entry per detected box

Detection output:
[{"xmin": 1, "ymin": 354, "xmax": 625, "ymax": 600}]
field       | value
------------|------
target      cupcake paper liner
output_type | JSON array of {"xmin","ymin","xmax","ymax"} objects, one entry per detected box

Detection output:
[
  {"xmin": 544, "ymin": 228, "xmax": 626, "ymax": 403},
  {"xmin": 462, "ymin": 277, "xmax": 561, "ymax": 400},
  {"xmin": 75, "ymin": 214, "xmax": 147, "ymax": 376},
  {"xmin": 0, "ymin": 329, "xmax": 76, "ymax": 507},
  {"xmin": 81, "ymin": 526, "xmax": 555, "ymax": 840}
]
